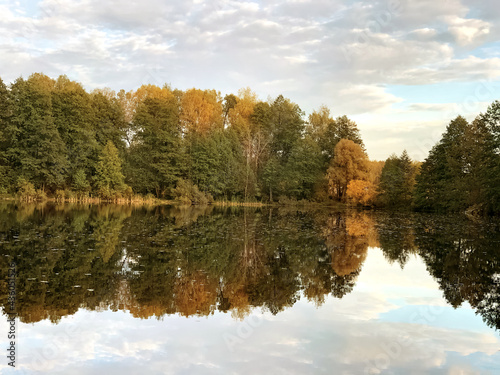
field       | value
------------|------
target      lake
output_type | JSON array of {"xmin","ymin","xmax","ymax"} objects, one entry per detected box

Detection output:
[{"xmin": 0, "ymin": 202, "xmax": 499, "ymax": 374}]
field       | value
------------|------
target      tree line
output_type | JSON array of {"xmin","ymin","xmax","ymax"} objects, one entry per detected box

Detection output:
[
  {"xmin": 0, "ymin": 73, "xmax": 365, "ymax": 203},
  {"xmin": 0, "ymin": 73, "xmax": 499, "ymax": 213}
]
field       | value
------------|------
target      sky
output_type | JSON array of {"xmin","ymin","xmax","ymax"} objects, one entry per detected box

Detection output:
[{"xmin": 0, "ymin": 0, "xmax": 499, "ymax": 160}]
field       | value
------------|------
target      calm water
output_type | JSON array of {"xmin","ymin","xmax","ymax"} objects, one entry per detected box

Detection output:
[{"xmin": 0, "ymin": 203, "xmax": 499, "ymax": 374}]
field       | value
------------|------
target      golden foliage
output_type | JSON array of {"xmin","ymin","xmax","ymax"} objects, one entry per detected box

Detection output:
[
  {"xmin": 346, "ymin": 213, "xmax": 379, "ymax": 248},
  {"xmin": 228, "ymin": 87, "xmax": 258, "ymax": 137},
  {"xmin": 180, "ymin": 88, "xmax": 223, "ymax": 135},
  {"xmin": 367, "ymin": 160, "xmax": 385, "ymax": 185},
  {"xmin": 174, "ymin": 271, "xmax": 217, "ymax": 317},
  {"xmin": 326, "ymin": 139, "xmax": 369, "ymax": 201},
  {"xmin": 28, "ymin": 72, "xmax": 56, "ymax": 93},
  {"xmin": 346, "ymin": 179, "xmax": 378, "ymax": 206},
  {"xmin": 322, "ymin": 212, "xmax": 378, "ymax": 276}
]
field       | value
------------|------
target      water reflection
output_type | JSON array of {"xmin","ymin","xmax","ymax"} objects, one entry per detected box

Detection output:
[
  {"xmin": 376, "ymin": 213, "xmax": 500, "ymax": 330},
  {"xmin": 0, "ymin": 202, "xmax": 499, "ymax": 332}
]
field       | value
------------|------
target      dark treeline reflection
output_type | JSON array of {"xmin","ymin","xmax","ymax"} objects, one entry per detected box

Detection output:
[
  {"xmin": 0, "ymin": 204, "xmax": 498, "ymax": 330},
  {"xmin": 0, "ymin": 203, "xmax": 374, "ymax": 322},
  {"xmin": 376, "ymin": 213, "xmax": 500, "ymax": 330}
]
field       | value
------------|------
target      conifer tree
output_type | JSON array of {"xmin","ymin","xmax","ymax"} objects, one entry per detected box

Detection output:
[{"xmin": 94, "ymin": 141, "xmax": 127, "ymax": 197}]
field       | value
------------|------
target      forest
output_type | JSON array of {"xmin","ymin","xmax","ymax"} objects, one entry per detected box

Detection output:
[{"xmin": 0, "ymin": 73, "xmax": 499, "ymax": 214}]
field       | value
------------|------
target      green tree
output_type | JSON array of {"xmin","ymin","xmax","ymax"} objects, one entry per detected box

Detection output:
[
  {"xmin": 94, "ymin": 141, "xmax": 127, "ymax": 197},
  {"xmin": 262, "ymin": 156, "xmax": 280, "ymax": 202},
  {"xmin": 332, "ymin": 116, "xmax": 364, "ymax": 149},
  {"xmin": 415, "ymin": 115, "xmax": 497, "ymax": 212},
  {"xmin": 256, "ymin": 95, "xmax": 307, "ymax": 200},
  {"xmin": 479, "ymin": 101, "xmax": 500, "ymax": 213},
  {"xmin": 189, "ymin": 130, "xmax": 246, "ymax": 199},
  {"xmin": 7, "ymin": 74, "xmax": 69, "ymax": 190},
  {"xmin": 267, "ymin": 95, "xmax": 305, "ymax": 161},
  {"xmin": 480, "ymin": 100, "xmax": 500, "ymax": 148},
  {"xmin": 307, "ymin": 107, "xmax": 364, "ymax": 163},
  {"xmin": 91, "ymin": 89, "xmax": 127, "ymax": 153},
  {"xmin": 127, "ymin": 96, "xmax": 182, "ymax": 197},
  {"xmin": 0, "ymin": 77, "xmax": 13, "ymax": 192},
  {"xmin": 414, "ymin": 141, "xmax": 448, "ymax": 211},
  {"xmin": 280, "ymin": 137, "xmax": 323, "ymax": 199},
  {"xmin": 72, "ymin": 169, "xmax": 90, "ymax": 197},
  {"xmin": 223, "ymin": 93, "xmax": 238, "ymax": 128},
  {"xmin": 379, "ymin": 150, "xmax": 417, "ymax": 207},
  {"xmin": 52, "ymin": 76, "xmax": 98, "ymax": 179},
  {"xmin": 415, "ymin": 116, "xmax": 468, "ymax": 211}
]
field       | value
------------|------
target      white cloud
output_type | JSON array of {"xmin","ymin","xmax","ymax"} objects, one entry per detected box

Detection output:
[
  {"xmin": 445, "ymin": 16, "xmax": 490, "ymax": 46},
  {"xmin": 0, "ymin": 0, "xmax": 500, "ymax": 160},
  {"xmin": 331, "ymin": 84, "xmax": 403, "ymax": 114}
]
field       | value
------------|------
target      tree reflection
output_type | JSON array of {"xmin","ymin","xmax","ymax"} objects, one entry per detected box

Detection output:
[
  {"xmin": 318, "ymin": 211, "xmax": 377, "ymax": 299},
  {"xmin": 0, "ymin": 203, "xmax": 498, "ymax": 331},
  {"xmin": 0, "ymin": 203, "xmax": 125, "ymax": 323},
  {"xmin": 377, "ymin": 213, "xmax": 418, "ymax": 268},
  {"xmin": 376, "ymin": 212, "xmax": 500, "ymax": 330},
  {"xmin": 413, "ymin": 215, "xmax": 500, "ymax": 330}
]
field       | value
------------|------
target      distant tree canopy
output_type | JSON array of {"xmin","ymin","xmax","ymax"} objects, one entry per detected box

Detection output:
[
  {"xmin": 0, "ymin": 73, "xmax": 367, "ymax": 202},
  {"xmin": 415, "ymin": 111, "xmax": 500, "ymax": 214},
  {"xmin": 0, "ymin": 73, "xmax": 499, "ymax": 213},
  {"xmin": 379, "ymin": 150, "xmax": 419, "ymax": 208}
]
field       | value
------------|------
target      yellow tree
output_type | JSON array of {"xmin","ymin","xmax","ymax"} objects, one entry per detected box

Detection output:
[
  {"xmin": 346, "ymin": 160, "xmax": 384, "ymax": 205},
  {"xmin": 228, "ymin": 87, "xmax": 258, "ymax": 136},
  {"xmin": 326, "ymin": 139, "xmax": 369, "ymax": 201},
  {"xmin": 174, "ymin": 271, "xmax": 217, "ymax": 317},
  {"xmin": 180, "ymin": 88, "xmax": 223, "ymax": 135},
  {"xmin": 134, "ymin": 84, "xmax": 172, "ymax": 101},
  {"xmin": 228, "ymin": 88, "xmax": 259, "ymax": 199},
  {"xmin": 321, "ymin": 212, "xmax": 376, "ymax": 277},
  {"xmin": 368, "ymin": 160, "xmax": 385, "ymax": 186},
  {"xmin": 346, "ymin": 179, "xmax": 377, "ymax": 206}
]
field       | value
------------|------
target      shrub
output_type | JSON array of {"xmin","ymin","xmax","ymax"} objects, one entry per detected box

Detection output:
[
  {"xmin": 35, "ymin": 189, "xmax": 47, "ymax": 201},
  {"xmin": 17, "ymin": 178, "xmax": 36, "ymax": 201},
  {"xmin": 124, "ymin": 186, "xmax": 133, "ymax": 199},
  {"xmin": 144, "ymin": 193, "xmax": 156, "ymax": 202},
  {"xmin": 97, "ymin": 186, "xmax": 112, "ymax": 200},
  {"xmin": 278, "ymin": 195, "xmax": 297, "ymax": 205},
  {"xmin": 64, "ymin": 189, "xmax": 76, "ymax": 200},
  {"xmin": 73, "ymin": 169, "xmax": 90, "ymax": 195},
  {"xmin": 55, "ymin": 189, "xmax": 65, "ymax": 201},
  {"xmin": 172, "ymin": 179, "xmax": 210, "ymax": 205}
]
